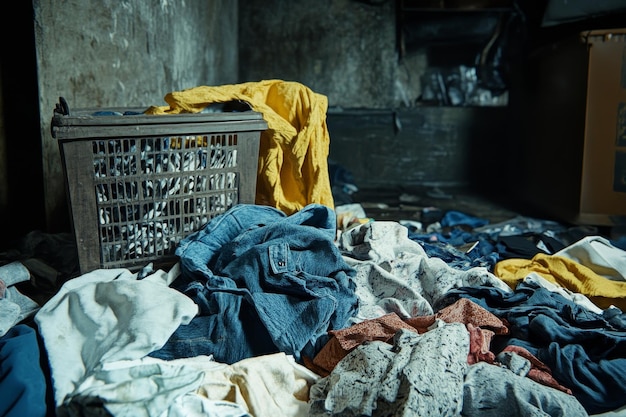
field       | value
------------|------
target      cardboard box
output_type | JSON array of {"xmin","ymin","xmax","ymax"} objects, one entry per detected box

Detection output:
[{"xmin": 514, "ymin": 28, "xmax": 626, "ymax": 226}]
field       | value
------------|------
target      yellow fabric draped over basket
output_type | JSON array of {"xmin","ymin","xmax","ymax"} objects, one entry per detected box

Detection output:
[{"xmin": 145, "ymin": 80, "xmax": 334, "ymax": 215}]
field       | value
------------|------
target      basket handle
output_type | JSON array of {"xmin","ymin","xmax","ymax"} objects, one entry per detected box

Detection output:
[{"xmin": 55, "ymin": 97, "xmax": 70, "ymax": 116}]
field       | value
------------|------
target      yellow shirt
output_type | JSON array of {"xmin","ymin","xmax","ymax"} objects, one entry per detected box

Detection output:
[{"xmin": 146, "ymin": 80, "xmax": 334, "ymax": 215}]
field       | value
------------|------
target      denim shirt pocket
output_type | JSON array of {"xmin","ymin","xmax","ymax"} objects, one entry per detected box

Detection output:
[{"xmin": 269, "ymin": 243, "xmax": 292, "ymax": 274}]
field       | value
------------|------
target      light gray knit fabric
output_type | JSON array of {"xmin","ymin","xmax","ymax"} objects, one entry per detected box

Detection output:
[
  {"xmin": 0, "ymin": 261, "xmax": 31, "ymax": 287},
  {"xmin": 0, "ymin": 298, "xmax": 21, "ymax": 337},
  {"xmin": 0, "ymin": 262, "xmax": 39, "ymax": 337},
  {"xmin": 496, "ymin": 351, "xmax": 532, "ymax": 377}
]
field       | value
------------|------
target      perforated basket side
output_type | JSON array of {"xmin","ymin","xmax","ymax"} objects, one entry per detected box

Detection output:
[{"xmin": 59, "ymin": 129, "xmax": 261, "ymax": 273}]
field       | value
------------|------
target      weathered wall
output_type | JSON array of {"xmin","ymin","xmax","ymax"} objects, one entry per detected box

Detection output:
[
  {"xmin": 239, "ymin": 0, "xmax": 402, "ymax": 109},
  {"xmin": 0, "ymin": 67, "xmax": 6, "ymax": 223},
  {"xmin": 238, "ymin": 0, "xmax": 510, "ymax": 192},
  {"xmin": 32, "ymin": 0, "xmax": 239, "ymax": 234},
  {"xmin": 326, "ymin": 106, "xmax": 510, "ymax": 190}
]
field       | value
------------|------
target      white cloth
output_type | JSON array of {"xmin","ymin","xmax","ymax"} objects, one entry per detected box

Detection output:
[
  {"xmin": 555, "ymin": 235, "xmax": 626, "ymax": 281},
  {"xmin": 0, "ymin": 261, "xmax": 39, "ymax": 336},
  {"xmin": 61, "ymin": 357, "xmax": 206, "ymax": 417},
  {"xmin": 0, "ymin": 297, "xmax": 21, "ymax": 337},
  {"xmin": 0, "ymin": 261, "xmax": 31, "ymax": 286},
  {"xmin": 58, "ymin": 355, "xmax": 254, "ymax": 417},
  {"xmin": 34, "ymin": 265, "xmax": 198, "ymax": 413},
  {"xmin": 165, "ymin": 395, "xmax": 252, "ymax": 417}
]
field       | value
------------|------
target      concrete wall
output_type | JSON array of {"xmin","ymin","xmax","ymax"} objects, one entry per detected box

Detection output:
[
  {"xmin": 238, "ymin": 0, "xmax": 509, "ymax": 191},
  {"xmin": 239, "ymin": 0, "xmax": 404, "ymax": 109},
  {"xmin": 1, "ymin": 0, "xmax": 414, "ymax": 243},
  {"xmin": 326, "ymin": 106, "xmax": 510, "ymax": 190},
  {"xmin": 4, "ymin": 0, "xmax": 239, "ymax": 240}
]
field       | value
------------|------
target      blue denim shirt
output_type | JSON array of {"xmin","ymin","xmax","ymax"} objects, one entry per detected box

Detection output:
[{"xmin": 152, "ymin": 204, "xmax": 359, "ymax": 364}]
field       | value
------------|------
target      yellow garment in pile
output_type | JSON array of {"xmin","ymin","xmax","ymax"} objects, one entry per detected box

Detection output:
[
  {"xmin": 145, "ymin": 80, "xmax": 334, "ymax": 215},
  {"xmin": 495, "ymin": 253, "xmax": 626, "ymax": 311}
]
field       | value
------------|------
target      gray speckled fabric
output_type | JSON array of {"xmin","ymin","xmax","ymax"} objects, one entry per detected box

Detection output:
[
  {"xmin": 308, "ymin": 323, "xmax": 469, "ymax": 416},
  {"xmin": 338, "ymin": 221, "xmax": 512, "ymax": 323},
  {"xmin": 462, "ymin": 362, "xmax": 589, "ymax": 417},
  {"xmin": 496, "ymin": 350, "xmax": 531, "ymax": 377}
]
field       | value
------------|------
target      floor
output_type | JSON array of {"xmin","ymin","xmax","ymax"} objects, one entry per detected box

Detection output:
[
  {"xmin": 349, "ymin": 186, "xmax": 626, "ymax": 250},
  {"xmin": 348, "ymin": 185, "xmax": 522, "ymax": 226}
]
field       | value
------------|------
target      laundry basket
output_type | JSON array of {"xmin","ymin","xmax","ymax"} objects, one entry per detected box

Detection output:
[{"xmin": 52, "ymin": 97, "xmax": 267, "ymax": 274}]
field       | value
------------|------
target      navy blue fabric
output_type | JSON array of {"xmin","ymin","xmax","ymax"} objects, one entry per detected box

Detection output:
[
  {"xmin": 0, "ymin": 324, "xmax": 47, "ymax": 417},
  {"xmin": 438, "ymin": 280, "xmax": 626, "ymax": 414},
  {"xmin": 408, "ymin": 226, "xmax": 501, "ymax": 271},
  {"xmin": 440, "ymin": 210, "xmax": 489, "ymax": 229},
  {"xmin": 152, "ymin": 204, "xmax": 359, "ymax": 364}
]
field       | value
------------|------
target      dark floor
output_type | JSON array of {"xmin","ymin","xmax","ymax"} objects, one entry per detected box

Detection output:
[
  {"xmin": 351, "ymin": 186, "xmax": 522, "ymax": 225},
  {"xmin": 350, "ymin": 185, "xmax": 626, "ymax": 245}
]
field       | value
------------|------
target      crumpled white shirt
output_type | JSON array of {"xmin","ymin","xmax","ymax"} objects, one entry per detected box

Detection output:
[
  {"xmin": 555, "ymin": 235, "xmax": 626, "ymax": 282},
  {"xmin": 34, "ymin": 264, "xmax": 199, "ymax": 416}
]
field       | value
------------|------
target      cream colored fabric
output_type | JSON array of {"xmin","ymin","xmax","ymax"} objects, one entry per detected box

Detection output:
[
  {"xmin": 146, "ymin": 80, "xmax": 334, "ymax": 215},
  {"xmin": 182, "ymin": 352, "xmax": 320, "ymax": 417}
]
